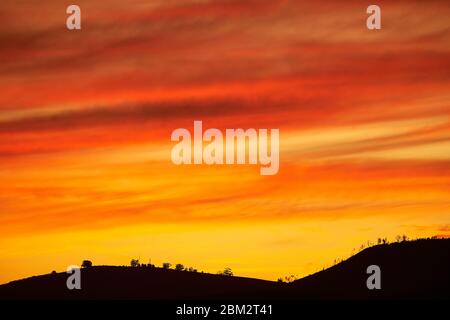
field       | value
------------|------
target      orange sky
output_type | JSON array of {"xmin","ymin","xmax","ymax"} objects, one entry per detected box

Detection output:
[{"xmin": 0, "ymin": 0, "xmax": 449, "ymax": 284}]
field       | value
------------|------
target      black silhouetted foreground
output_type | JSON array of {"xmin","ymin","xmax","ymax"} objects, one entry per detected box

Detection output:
[{"xmin": 0, "ymin": 239, "xmax": 448, "ymax": 299}]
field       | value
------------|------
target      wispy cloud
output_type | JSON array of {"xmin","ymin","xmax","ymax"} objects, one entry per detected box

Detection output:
[{"xmin": 0, "ymin": 0, "xmax": 449, "ymax": 283}]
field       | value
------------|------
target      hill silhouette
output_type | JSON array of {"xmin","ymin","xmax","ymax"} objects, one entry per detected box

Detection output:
[
  {"xmin": 285, "ymin": 238, "xmax": 450, "ymax": 299},
  {"xmin": 0, "ymin": 238, "xmax": 448, "ymax": 299}
]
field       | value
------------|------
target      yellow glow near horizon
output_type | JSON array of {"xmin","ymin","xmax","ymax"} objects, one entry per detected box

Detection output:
[{"xmin": 1, "ymin": 0, "xmax": 449, "ymax": 285}]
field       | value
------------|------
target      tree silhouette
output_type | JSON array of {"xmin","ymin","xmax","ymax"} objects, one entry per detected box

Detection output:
[
  {"xmin": 130, "ymin": 259, "xmax": 139, "ymax": 267},
  {"xmin": 81, "ymin": 260, "xmax": 92, "ymax": 268},
  {"xmin": 222, "ymin": 267, "xmax": 233, "ymax": 276},
  {"xmin": 162, "ymin": 262, "xmax": 171, "ymax": 269},
  {"xmin": 175, "ymin": 264, "xmax": 184, "ymax": 271}
]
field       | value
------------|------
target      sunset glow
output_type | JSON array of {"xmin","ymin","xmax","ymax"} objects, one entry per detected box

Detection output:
[{"xmin": 0, "ymin": 0, "xmax": 449, "ymax": 284}]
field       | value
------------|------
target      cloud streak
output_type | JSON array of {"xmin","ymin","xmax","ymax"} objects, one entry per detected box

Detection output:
[{"xmin": 0, "ymin": 0, "xmax": 449, "ymax": 283}]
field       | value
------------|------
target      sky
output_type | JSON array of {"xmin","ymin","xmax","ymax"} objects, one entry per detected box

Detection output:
[{"xmin": 0, "ymin": 0, "xmax": 449, "ymax": 284}]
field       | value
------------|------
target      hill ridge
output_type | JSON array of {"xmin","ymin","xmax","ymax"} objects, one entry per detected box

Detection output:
[{"xmin": 1, "ymin": 239, "xmax": 449, "ymax": 299}]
